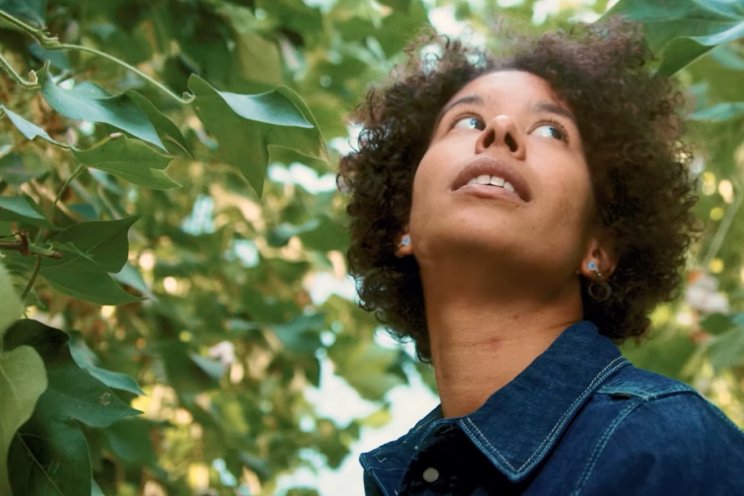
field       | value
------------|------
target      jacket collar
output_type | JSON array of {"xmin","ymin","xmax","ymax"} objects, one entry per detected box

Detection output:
[
  {"xmin": 460, "ymin": 320, "xmax": 630, "ymax": 481},
  {"xmin": 361, "ymin": 321, "xmax": 630, "ymax": 485}
]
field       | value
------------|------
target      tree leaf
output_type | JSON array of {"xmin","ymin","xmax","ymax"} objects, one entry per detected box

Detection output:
[
  {"xmin": 69, "ymin": 332, "xmax": 143, "ymax": 395},
  {"xmin": 73, "ymin": 137, "xmax": 180, "ymax": 190},
  {"xmin": 689, "ymin": 102, "xmax": 744, "ymax": 122},
  {"xmin": 0, "ymin": 195, "xmax": 53, "ymax": 228},
  {"xmin": 127, "ymin": 91, "xmax": 192, "ymax": 157},
  {"xmin": 1, "ymin": 105, "xmax": 62, "ymax": 146},
  {"xmin": 606, "ymin": 0, "xmax": 744, "ymax": 75},
  {"xmin": 188, "ymin": 75, "xmax": 326, "ymax": 196},
  {"xmin": 103, "ymin": 418, "xmax": 157, "ymax": 467},
  {"xmin": 4, "ymin": 319, "xmax": 141, "ymax": 428},
  {"xmin": 5, "ymin": 218, "xmax": 143, "ymax": 305},
  {"xmin": 0, "ymin": 346, "xmax": 47, "ymax": 496},
  {"xmin": 48, "ymin": 217, "xmax": 138, "ymax": 272},
  {"xmin": 8, "ymin": 410, "xmax": 91, "ymax": 496},
  {"xmin": 0, "ymin": 261, "xmax": 23, "ymax": 335},
  {"xmin": 707, "ymin": 326, "xmax": 744, "ymax": 372},
  {"xmin": 0, "ymin": 0, "xmax": 46, "ymax": 26},
  {"xmin": 38, "ymin": 67, "xmax": 166, "ymax": 151},
  {"xmin": 42, "ymin": 257, "xmax": 142, "ymax": 305}
]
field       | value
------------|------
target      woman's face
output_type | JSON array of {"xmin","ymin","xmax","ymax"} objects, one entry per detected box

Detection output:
[{"xmin": 405, "ymin": 70, "xmax": 598, "ymax": 286}]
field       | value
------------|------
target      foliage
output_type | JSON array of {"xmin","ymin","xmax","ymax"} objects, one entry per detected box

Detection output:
[{"xmin": 0, "ymin": 0, "xmax": 743, "ymax": 494}]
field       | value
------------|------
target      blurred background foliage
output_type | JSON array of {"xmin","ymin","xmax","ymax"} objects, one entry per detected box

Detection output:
[{"xmin": 0, "ymin": 0, "xmax": 743, "ymax": 494}]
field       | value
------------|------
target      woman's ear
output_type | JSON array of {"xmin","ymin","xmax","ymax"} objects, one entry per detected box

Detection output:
[
  {"xmin": 578, "ymin": 237, "xmax": 616, "ymax": 280},
  {"xmin": 395, "ymin": 232, "xmax": 413, "ymax": 257}
]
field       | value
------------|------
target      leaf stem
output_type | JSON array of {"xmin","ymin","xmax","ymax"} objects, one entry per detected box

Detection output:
[
  {"xmin": 0, "ymin": 9, "xmax": 193, "ymax": 104},
  {"xmin": 53, "ymin": 43, "xmax": 194, "ymax": 104},
  {"xmin": 0, "ymin": 51, "xmax": 40, "ymax": 89},
  {"xmin": 702, "ymin": 183, "xmax": 743, "ymax": 267},
  {"xmin": 21, "ymin": 255, "xmax": 43, "ymax": 300},
  {"xmin": 33, "ymin": 163, "xmax": 85, "ymax": 244}
]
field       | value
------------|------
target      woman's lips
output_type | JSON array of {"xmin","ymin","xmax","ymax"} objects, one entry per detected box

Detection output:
[{"xmin": 451, "ymin": 157, "xmax": 532, "ymax": 203}]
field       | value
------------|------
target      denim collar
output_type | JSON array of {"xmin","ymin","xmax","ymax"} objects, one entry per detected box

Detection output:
[{"xmin": 361, "ymin": 320, "xmax": 631, "ymax": 485}]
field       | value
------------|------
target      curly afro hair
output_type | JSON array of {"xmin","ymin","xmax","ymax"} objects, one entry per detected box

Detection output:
[{"xmin": 339, "ymin": 17, "xmax": 698, "ymax": 361}]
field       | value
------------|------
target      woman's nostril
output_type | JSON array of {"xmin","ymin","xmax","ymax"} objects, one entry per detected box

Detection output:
[{"xmin": 505, "ymin": 133, "xmax": 518, "ymax": 152}]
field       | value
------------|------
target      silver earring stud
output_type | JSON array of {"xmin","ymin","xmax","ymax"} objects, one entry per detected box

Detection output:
[{"xmin": 399, "ymin": 234, "xmax": 411, "ymax": 248}]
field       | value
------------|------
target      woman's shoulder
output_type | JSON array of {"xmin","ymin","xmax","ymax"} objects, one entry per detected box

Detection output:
[
  {"xmin": 570, "ymin": 364, "xmax": 744, "ymax": 494},
  {"xmin": 589, "ymin": 362, "xmax": 744, "ymax": 450}
]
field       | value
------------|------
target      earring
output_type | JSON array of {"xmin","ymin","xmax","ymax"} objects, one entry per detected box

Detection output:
[
  {"xmin": 399, "ymin": 234, "xmax": 411, "ymax": 248},
  {"xmin": 586, "ymin": 260, "xmax": 612, "ymax": 302}
]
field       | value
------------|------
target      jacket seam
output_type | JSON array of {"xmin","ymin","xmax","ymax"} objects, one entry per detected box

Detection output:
[
  {"xmin": 571, "ymin": 399, "xmax": 642, "ymax": 495},
  {"xmin": 463, "ymin": 355, "xmax": 630, "ymax": 476}
]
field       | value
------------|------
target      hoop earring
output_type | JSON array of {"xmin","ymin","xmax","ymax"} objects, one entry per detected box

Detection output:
[{"xmin": 586, "ymin": 260, "xmax": 612, "ymax": 302}]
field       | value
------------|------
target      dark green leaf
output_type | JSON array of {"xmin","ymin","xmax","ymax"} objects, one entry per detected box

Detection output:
[
  {"xmin": 127, "ymin": 91, "xmax": 192, "ymax": 157},
  {"xmin": 73, "ymin": 136, "xmax": 180, "ymax": 190},
  {"xmin": 707, "ymin": 326, "xmax": 744, "ymax": 372},
  {"xmin": 49, "ymin": 217, "xmax": 138, "ymax": 272},
  {"xmin": 700, "ymin": 313, "xmax": 737, "ymax": 335},
  {"xmin": 4, "ymin": 319, "xmax": 141, "ymax": 428},
  {"xmin": 39, "ymin": 67, "xmax": 166, "ymax": 151},
  {"xmin": 272, "ymin": 313, "xmax": 324, "ymax": 353},
  {"xmin": 189, "ymin": 75, "xmax": 326, "ymax": 195},
  {"xmin": 606, "ymin": 0, "xmax": 744, "ymax": 75},
  {"xmin": 103, "ymin": 418, "xmax": 157, "ymax": 467},
  {"xmin": 0, "ymin": 346, "xmax": 47, "ymax": 496},
  {"xmin": 1, "ymin": 105, "xmax": 62, "ymax": 145},
  {"xmin": 8, "ymin": 413, "xmax": 91, "ymax": 496},
  {"xmin": 0, "ymin": 195, "xmax": 53, "ymax": 228},
  {"xmin": 69, "ymin": 332, "xmax": 143, "ymax": 395},
  {"xmin": 0, "ymin": 0, "xmax": 46, "ymax": 26}
]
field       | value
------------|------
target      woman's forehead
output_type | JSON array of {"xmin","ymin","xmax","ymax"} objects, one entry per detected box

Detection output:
[{"xmin": 445, "ymin": 70, "xmax": 562, "ymax": 108}]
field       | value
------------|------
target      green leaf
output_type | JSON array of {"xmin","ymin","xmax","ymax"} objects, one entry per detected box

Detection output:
[
  {"xmin": 700, "ymin": 313, "xmax": 737, "ymax": 335},
  {"xmin": 0, "ymin": 195, "xmax": 53, "ymax": 228},
  {"xmin": 707, "ymin": 326, "xmax": 744, "ymax": 372},
  {"xmin": 272, "ymin": 313, "xmax": 324, "ymax": 354},
  {"xmin": 0, "ymin": 261, "xmax": 23, "ymax": 335},
  {"xmin": 4, "ymin": 320, "xmax": 141, "ymax": 428},
  {"xmin": 0, "ymin": 346, "xmax": 47, "ymax": 496},
  {"xmin": 1, "ymin": 105, "xmax": 62, "ymax": 146},
  {"xmin": 69, "ymin": 332, "xmax": 143, "ymax": 395},
  {"xmin": 38, "ymin": 67, "xmax": 166, "ymax": 151},
  {"xmin": 50, "ymin": 217, "xmax": 138, "ymax": 272},
  {"xmin": 8, "ymin": 409, "xmax": 91, "ymax": 496},
  {"xmin": 0, "ymin": 0, "xmax": 46, "ymax": 26},
  {"xmin": 298, "ymin": 215, "xmax": 350, "ymax": 252},
  {"xmin": 188, "ymin": 75, "xmax": 326, "ymax": 196},
  {"xmin": 73, "ymin": 136, "xmax": 180, "ymax": 190},
  {"xmin": 127, "ymin": 91, "xmax": 192, "ymax": 157},
  {"xmin": 103, "ymin": 418, "xmax": 157, "ymax": 467},
  {"xmin": 329, "ymin": 336, "xmax": 405, "ymax": 401},
  {"xmin": 42, "ymin": 258, "xmax": 141, "ymax": 305},
  {"xmin": 689, "ymin": 102, "xmax": 744, "ymax": 122},
  {"xmin": 606, "ymin": 0, "xmax": 744, "ymax": 75},
  {"xmin": 26, "ymin": 217, "xmax": 143, "ymax": 305}
]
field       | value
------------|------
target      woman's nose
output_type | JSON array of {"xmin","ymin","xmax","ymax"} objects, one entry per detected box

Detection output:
[{"xmin": 475, "ymin": 115, "xmax": 526, "ymax": 159}]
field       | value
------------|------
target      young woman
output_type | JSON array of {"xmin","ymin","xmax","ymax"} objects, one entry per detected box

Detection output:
[{"xmin": 339, "ymin": 17, "xmax": 744, "ymax": 495}]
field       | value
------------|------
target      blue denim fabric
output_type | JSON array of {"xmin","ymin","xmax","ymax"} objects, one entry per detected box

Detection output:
[{"xmin": 360, "ymin": 321, "xmax": 744, "ymax": 495}]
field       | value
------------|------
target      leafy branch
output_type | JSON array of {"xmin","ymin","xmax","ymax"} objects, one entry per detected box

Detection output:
[{"xmin": 0, "ymin": 9, "xmax": 194, "ymax": 104}]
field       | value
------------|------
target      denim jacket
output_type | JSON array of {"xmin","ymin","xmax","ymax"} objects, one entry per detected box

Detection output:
[{"xmin": 360, "ymin": 321, "xmax": 744, "ymax": 495}]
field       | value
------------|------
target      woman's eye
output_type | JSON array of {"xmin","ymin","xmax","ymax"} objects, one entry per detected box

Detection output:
[
  {"xmin": 533, "ymin": 123, "xmax": 567, "ymax": 142},
  {"xmin": 452, "ymin": 116, "xmax": 485, "ymax": 130}
]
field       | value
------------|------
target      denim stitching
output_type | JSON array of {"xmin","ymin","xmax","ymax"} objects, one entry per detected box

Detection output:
[
  {"xmin": 571, "ymin": 400, "xmax": 642, "ymax": 495},
  {"xmin": 463, "ymin": 355, "xmax": 630, "ymax": 477},
  {"xmin": 597, "ymin": 383, "xmax": 692, "ymax": 401}
]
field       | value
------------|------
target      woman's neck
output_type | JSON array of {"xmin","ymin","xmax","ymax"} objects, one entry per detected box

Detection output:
[{"xmin": 421, "ymin": 264, "xmax": 584, "ymax": 418}]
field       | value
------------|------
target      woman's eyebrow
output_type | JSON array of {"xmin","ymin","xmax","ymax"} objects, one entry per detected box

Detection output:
[
  {"xmin": 532, "ymin": 101, "xmax": 577, "ymax": 125},
  {"xmin": 435, "ymin": 94, "xmax": 484, "ymax": 124}
]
